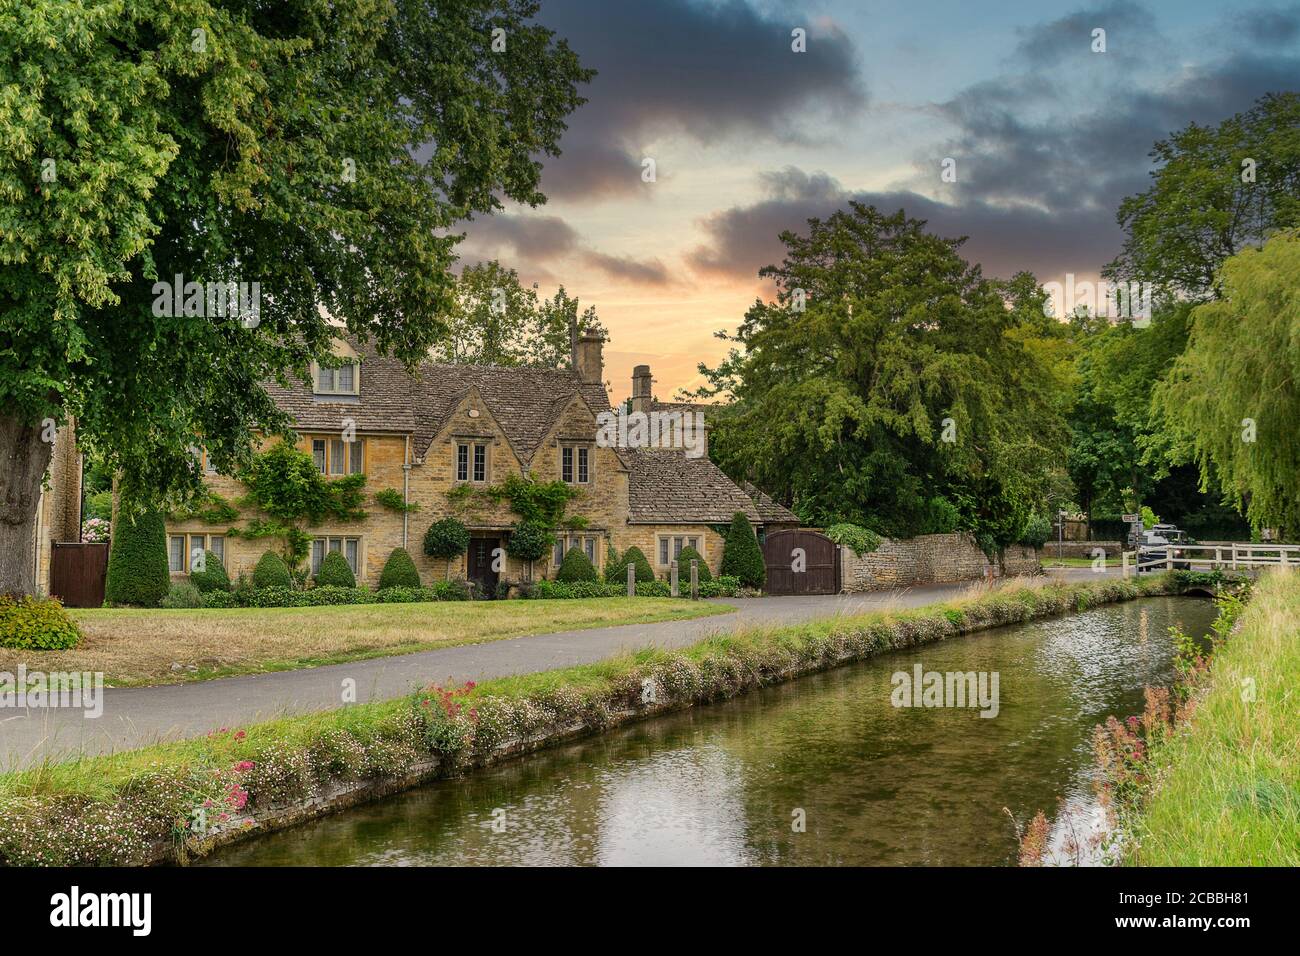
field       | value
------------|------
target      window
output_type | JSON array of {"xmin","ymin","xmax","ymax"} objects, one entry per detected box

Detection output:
[
  {"xmin": 312, "ymin": 536, "xmax": 361, "ymax": 575},
  {"xmin": 210, "ymin": 536, "xmax": 224, "ymax": 562},
  {"xmin": 657, "ymin": 535, "xmax": 702, "ymax": 567},
  {"xmin": 560, "ymin": 444, "xmax": 591, "ymax": 484},
  {"xmin": 169, "ymin": 536, "xmax": 185, "ymax": 573},
  {"xmin": 309, "ymin": 435, "xmax": 364, "ymax": 475},
  {"xmin": 552, "ymin": 537, "xmax": 565, "ymax": 566},
  {"xmin": 457, "ymin": 443, "xmax": 488, "ymax": 483},
  {"xmin": 314, "ymin": 361, "xmax": 360, "ymax": 395},
  {"xmin": 584, "ymin": 536, "xmax": 595, "ymax": 562},
  {"xmin": 552, "ymin": 535, "xmax": 600, "ymax": 571},
  {"xmin": 169, "ymin": 533, "xmax": 222, "ymax": 573}
]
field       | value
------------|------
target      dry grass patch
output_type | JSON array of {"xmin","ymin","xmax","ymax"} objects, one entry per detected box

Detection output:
[{"xmin": 0, "ymin": 598, "xmax": 733, "ymax": 687}]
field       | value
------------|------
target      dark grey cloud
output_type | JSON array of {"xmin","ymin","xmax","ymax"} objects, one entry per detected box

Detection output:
[
  {"xmin": 688, "ymin": 167, "xmax": 1119, "ymax": 283},
  {"xmin": 1012, "ymin": 0, "xmax": 1161, "ymax": 65},
  {"xmin": 459, "ymin": 211, "xmax": 675, "ymax": 287},
  {"xmin": 533, "ymin": 0, "xmax": 866, "ymax": 202},
  {"xmin": 1235, "ymin": 4, "xmax": 1300, "ymax": 47}
]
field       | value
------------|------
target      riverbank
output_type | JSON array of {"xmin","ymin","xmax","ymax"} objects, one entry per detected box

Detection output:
[
  {"xmin": 1125, "ymin": 569, "xmax": 1299, "ymax": 865},
  {"xmin": 0, "ymin": 574, "xmax": 1178, "ymax": 866}
]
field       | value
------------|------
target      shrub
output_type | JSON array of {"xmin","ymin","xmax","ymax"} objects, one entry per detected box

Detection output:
[
  {"xmin": 1018, "ymin": 514, "xmax": 1052, "ymax": 549},
  {"xmin": 0, "ymin": 595, "xmax": 81, "ymax": 649},
  {"xmin": 423, "ymin": 518, "xmax": 470, "ymax": 578},
  {"xmin": 200, "ymin": 590, "xmax": 238, "ymax": 609},
  {"xmin": 720, "ymin": 512, "xmax": 765, "ymax": 589},
  {"xmin": 378, "ymin": 548, "xmax": 421, "ymax": 589},
  {"xmin": 675, "ymin": 545, "xmax": 711, "ymax": 582},
  {"xmin": 606, "ymin": 545, "xmax": 654, "ymax": 584},
  {"xmin": 252, "ymin": 550, "xmax": 293, "ymax": 589},
  {"xmin": 825, "ymin": 522, "xmax": 881, "ymax": 556},
  {"xmin": 506, "ymin": 521, "xmax": 553, "ymax": 564},
  {"xmin": 316, "ymin": 551, "xmax": 357, "ymax": 588},
  {"xmin": 104, "ymin": 506, "xmax": 170, "ymax": 607},
  {"xmin": 160, "ymin": 581, "xmax": 203, "ymax": 609},
  {"xmin": 555, "ymin": 546, "xmax": 599, "ymax": 583},
  {"xmin": 189, "ymin": 550, "xmax": 231, "ymax": 592}
]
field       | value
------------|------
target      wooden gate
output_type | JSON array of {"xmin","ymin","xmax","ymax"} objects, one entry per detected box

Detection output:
[
  {"xmin": 762, "ymin": 529, "xmax": 840, "ymax": 595},
  {"xmin": 49, "ymin": 542, "xmax": 109, "ymax": 608}
]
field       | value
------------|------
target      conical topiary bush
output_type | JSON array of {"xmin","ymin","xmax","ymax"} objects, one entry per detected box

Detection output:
[{"xmin": 104, "ymin": 506, "xmax": 170, "ymax": 607}]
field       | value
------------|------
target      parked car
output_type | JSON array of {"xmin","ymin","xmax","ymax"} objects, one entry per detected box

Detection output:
[{"xmin": 1138, "ymin": 529, "xmax": 1191, "ymax": 571}]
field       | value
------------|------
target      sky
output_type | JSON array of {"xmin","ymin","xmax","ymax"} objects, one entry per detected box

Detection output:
[{"xmin": 455, "ymin": 0, "xmax": 1300, "ymax": 402}]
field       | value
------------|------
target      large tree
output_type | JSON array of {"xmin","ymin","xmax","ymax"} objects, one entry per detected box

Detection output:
[
  {"xmin": 0, "ymin": 0, "xmax": 592, "ymax": 595},
  {"xmin": 1106, "ymin": 92, "xmax": 1300, "ymax": 297},
  {"xmin": 1157, "ymin": 232, "xmax": 1300, "ymax": 535},
  {"xmin": 431, "ymin": 262, "xmax": 607, "ymax": 367},
  {"xmin": 695, "ymin": 203, "xmax": 1069, "ymax": 544}
]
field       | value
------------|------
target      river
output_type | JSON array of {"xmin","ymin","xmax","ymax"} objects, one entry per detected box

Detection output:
[{"xmin": 205, "ymin": 596, "xmax": 1216, "ymax": 866}]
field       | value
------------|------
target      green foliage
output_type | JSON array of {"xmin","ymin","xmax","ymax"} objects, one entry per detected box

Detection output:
[
  {"xmin": 104, "ymin": 507, "xmax": 170, "ymax": 607},
  {"xmin": 316, "ymin": 552, "xmax": 357, "ymax": 589},
  {"xmin": 1108, "ymin": 93, "xmax": 1300, "ymax": 297},
  {"xmin": 433, "ymin": 264, "xmax": 608, "ymax": 368},
  {"xmin": 1018, "ymin": 514, "xmax": 1053, "ymax": 549},
  {"xmin": 378, "ymin": 549, "xmax": 421, "ymax": 590},
  {"xmin": 720, "ymin": 513, "xmax": 765, "ymax": 588},
  {"xmin": 1158, "ymin": 233, "xmax": 1300, "ymax": 534},
  {"xmin": 675, "ymin": 545, "xmax": 711, "ymax": 582},
  {"xmin": 605, "ymin": 545, "xmax": 654, "ymax": 584},
  {"xmin": 160, "ymin": 581, "xmax": 203, "ymax": 609},
  {"xmin": 0, "ymin": 0, "xmax": 594, "ymax": 595},
  {"xmin": 200, "ymin": 581, "xmax": 470, "ymax": 609},
  {"xmin": 1140, "ymin": 506, "xmax": 1161, "ymax": 530},
  {"xmin": 492, "ymin": 474, "xmax": 579, "ymax": 526},
  {"xmin": 825, "ymin": 523, "xmax": 881, "ymax": 556},
  {"xmin": 555, "ymin": 547, "xmax": 599, "ymax": 583},
  {"xmin": 694, "ymin": 204, "xmax": 1068, "ymax": 537},
  {"xmin": 423, "ymin": 517, "xmax": 471, "ymax": 559},
  {"xmin": 0, "ymin": 595, "xmax": 81, "ymax": 649},
  {"xmin": 85, "ymin": 491, "xmax": 114, "ymax": 523},
  {"xmin": 189, "ymin": 551, "xmax": 231, "ymax": 593},
  {"xmin": 374, "ymin": 488, "xmax": 419, "ymax": 513},
  {"xmin": 506, "ymin": 521, "xmax": 553, "ymax": 563},
  {"xmin": 169, "ymin": 493, "xmax": 239, "ymax": 525},
  {"xmin": 252, "ymin": 551, "xmax": 293, "ymax": 590}
]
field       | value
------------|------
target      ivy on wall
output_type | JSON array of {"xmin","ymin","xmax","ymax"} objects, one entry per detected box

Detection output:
[
  {"xmin": 446, "ymin": 474, "xmax": 581, "ymax": 527},
  {"xmin": 168, "ymin": 492, "xmax": 240, "ymax": 525}
]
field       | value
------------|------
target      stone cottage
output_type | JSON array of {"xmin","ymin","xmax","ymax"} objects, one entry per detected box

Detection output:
[{"xmin": 163, "ymin": 333, "xmax": 797, "ymax": 592}]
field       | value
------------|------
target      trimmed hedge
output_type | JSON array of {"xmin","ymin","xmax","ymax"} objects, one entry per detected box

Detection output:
[
  {"xmin": 378, "ymin": 548, "xmax": 421, "ymax": 590},
  {"xmin": 104, "ymin": 507, "xmax": 170, "ymax": 607},
  {"xmin": 675, "ymin": 545, "xmax": 711, "ymax": 582},
  {"xmin": 252, "ymin": 551, "xmax": 292, "ymax": 589},
  {"xmin": 527, "ymin": 576, "xmax": 741, "ymax": 600},
  {"xmin": 720, "ymin": 512, "xmax": 765, "ymax": 589},
  {"xmin": 200, "ymin": 581, "xmax": 471, "ymax": 609},
  {"xmin": 316, "ymin": 551, "xmax": 357, "ymax": 589},
  {"xmin": 555, "ymin": 546, "xmax": 599, "ymax": 583},
  {"xmin": 0, "ymin": 595, "xmax": 81, "ymax": 650},
  {"xmin": 189, "ymin": 551, "xmax": 231, "ymax": 593},
  {"xmin": 605, "ymin": 545, "xmax": 654, "ymax": 584},
  {"xmin": 423, "ymin": 517, "xmax": 469, "ymax": 560}
]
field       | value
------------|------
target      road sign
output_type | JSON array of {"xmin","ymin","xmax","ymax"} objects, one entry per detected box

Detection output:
[{"xmin": 1121, "ymin": 513, "xmax": 1140, "ymax": 523}]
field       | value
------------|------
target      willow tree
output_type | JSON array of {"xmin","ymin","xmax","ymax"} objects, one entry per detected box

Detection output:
[
  {"xmin": 1157, "ymin": 232, "xmax": 1300, "ymax": 534},
  {"xmin": 0, "ymin": 0, "xmax": 592, "ymax": 595}
]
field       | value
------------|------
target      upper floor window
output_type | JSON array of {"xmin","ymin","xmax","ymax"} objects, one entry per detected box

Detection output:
[
  {"xmin": 561, "ymin": 444, "xmax": 590, "ymax": 484},
  {"xmin": 310, "ymin": 436, "xmax": 364, "ymax": 475},
  {"xmin": 456, "ymin": 442, "xmax": 488, "ymax": 483},
  {"xmin": 314, "ymin": 360, "xmax": 360, "ymax": 396}
]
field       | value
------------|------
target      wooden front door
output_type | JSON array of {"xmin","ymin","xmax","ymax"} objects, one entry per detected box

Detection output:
[
  {"xmin": 50, "ymin": 542, "xmax": 110, "ymax": 608},
  {"xmin": 762, "ymin": 529, "xmax": 840, "ymax": 595},
  {"xmin": 466, "ymin": 537, "xmax": 500, "ymax": 597}
]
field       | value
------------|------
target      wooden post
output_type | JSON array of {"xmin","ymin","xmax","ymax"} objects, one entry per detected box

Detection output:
[
  {"xmin": 690, "ymin": 559, "xmax": 698, "ymax": 600},
  {"xmin": 1166, "ymin": 549, "xmax": 1173, "ymax": 572},
  {"xmin": 1215, "ymin": 546, "xmax": 1222, "ymax": 569},
  {"xmin": 1231, "ymin": 543, "xmax": 1238, "ymax": 570},
  {"xmin": 1121, "ymin": 551, "xmax": 1130, "ymax": 579},
  {"xmin": 670, "ymin": 559, "xmax": 679, "ymax": 597},
  {"xmin": 627, "ymin": 562, "xmax": 635, "ymax": 598}
]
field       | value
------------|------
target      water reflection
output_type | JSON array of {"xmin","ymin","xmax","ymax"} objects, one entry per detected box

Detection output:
[{"xmin": 206, "ymin": 597, "xmax": 1216, "ymax": 867}]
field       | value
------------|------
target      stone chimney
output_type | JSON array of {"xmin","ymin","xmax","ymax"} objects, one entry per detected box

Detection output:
[
  {"xmin": 630, "ymin": 364, "xmax": 653, "ymax": 414},
  {"xmin": 575, "ymin": 330, "xmax": 604, "ymax": 385}
]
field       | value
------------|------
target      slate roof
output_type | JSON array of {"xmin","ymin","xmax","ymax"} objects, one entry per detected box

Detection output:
[
  {"xmin": 742, "ymin": 481, "xmax": 799, "ymax": 524},
  {"xmin": 627, "ymin": 449, "xmax": 763, "ymax": 524},
  {"xmin": 411, "ymin": 362, "xmax": 611, "ymax": 463}
]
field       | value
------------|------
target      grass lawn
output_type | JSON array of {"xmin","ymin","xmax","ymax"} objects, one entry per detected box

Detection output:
[
  {"xmin": 1041, "ymin": 556, "xmax": 1117, "ymax": 568},
  {"xmin": 0, "ymin": 598, "xmax": 733, "ymax": 687},
  {"xmin": 1128, "ymin": 569, "xmax": 1300, "ymax": 866}
]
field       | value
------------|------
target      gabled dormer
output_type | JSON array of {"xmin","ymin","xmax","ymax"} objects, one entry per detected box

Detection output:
[{"xmin": 311, "ymin": 339, "xmax": 361, "ymax": 398}]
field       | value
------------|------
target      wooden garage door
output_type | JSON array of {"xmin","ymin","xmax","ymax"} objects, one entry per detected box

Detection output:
[
  {"xmin": 762, "ymin": 529, "xmax": 840, "ymax": 595},
  {"xmin": 50, "ymin": 542, "xmax": 109, "ymax": 608}
]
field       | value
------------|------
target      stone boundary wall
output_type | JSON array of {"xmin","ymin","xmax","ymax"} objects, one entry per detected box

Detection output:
[
  {"xmin": 1042, "ymin": 540, "xmax": 1124, "ymax": 559},
  {"xmin": 840, "ymin": 533, "xmax": 1039, "ymax": 592}
]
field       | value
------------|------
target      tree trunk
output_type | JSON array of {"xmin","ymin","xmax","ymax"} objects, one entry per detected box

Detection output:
[{"xmin": 0, "ymin": 410, "xmax": 55, "ymax": 597}]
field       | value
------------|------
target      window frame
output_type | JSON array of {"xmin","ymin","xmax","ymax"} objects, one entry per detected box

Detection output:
[
  {"xmin": 308, "ymin": 434, "xmax": 365, "ymax": 476},
  {"xmin": 312, "ymin": 535, "xmax": 361, "ymax": 576},
  {"xmin": 312, "ymin": 360, "xmax": 361, "ymax": 396},
  {"xmin": 657, "ymin": 535, "xmax": 703, "ymax": 568},
  {"xmin": 456, "ymin": 442, "xmax": 489, "ymax": 484},
  {"xmin": 560, "ymin": 443, "xmax": 592, "ymax": 485}
]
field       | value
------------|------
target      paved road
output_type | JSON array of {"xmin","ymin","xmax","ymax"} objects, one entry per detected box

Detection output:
[{"xmin": 1, "ymin": 568, "xmax": 1112, "ymax": 767}]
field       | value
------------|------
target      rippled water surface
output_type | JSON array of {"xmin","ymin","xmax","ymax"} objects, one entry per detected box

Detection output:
[{"xmin": 207, "ymin": 597, "xmax": 1217, "ymax": 867}]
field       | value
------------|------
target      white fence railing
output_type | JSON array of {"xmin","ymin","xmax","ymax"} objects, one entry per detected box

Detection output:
[{"xmin": 1121, "ymin": 543, "xmax": 1300, "ymax": 578}]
